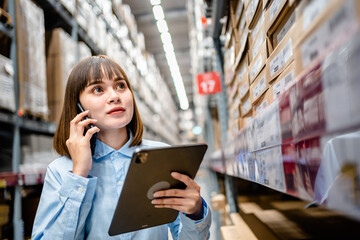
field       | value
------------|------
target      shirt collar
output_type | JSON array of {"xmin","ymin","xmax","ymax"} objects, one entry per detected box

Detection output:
[{"xmin": 92, "ymin": 130, "xmax": 137, "ymax": 160}]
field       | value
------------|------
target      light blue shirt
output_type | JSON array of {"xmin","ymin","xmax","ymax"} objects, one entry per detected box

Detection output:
[{"xmin": 32, "ymin": 133, "xmax": 211, "ymax": 239}]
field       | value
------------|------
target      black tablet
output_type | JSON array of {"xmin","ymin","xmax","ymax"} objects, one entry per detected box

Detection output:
[{"xmin": 108, "ymin": 143, "xmax": 208, "ymax": 236}]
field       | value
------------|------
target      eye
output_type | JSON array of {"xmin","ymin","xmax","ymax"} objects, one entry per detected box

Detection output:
[
  {"xmin": 117, "ymin": 82, "xmax": 126, "ymax": 90},
  {"xmin": 92, "ymin": 86, "xmax": 103, "ymax": 93}
]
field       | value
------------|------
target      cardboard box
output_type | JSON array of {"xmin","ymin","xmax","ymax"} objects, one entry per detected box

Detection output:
[
  {"xmin": 15, "ymin": 0, "xmax": 48, "ymax": 118},
  {"xmin": 270, "ymin": 61, "xmax": 295, "ymax": 99},
  {"xmin": 249, "ymin": 11, "xmax": 265, "ymax": 47},
  {"xmin": 249, "ymin": 18, "xmax": 266, "ymax": 63},
  {"xmin": 294, "ymin": 0, "xmax": 360, "ymax": 76},
  {"xmin": 0, "ymin": 54, "xmax": 15, "ymax": 112},
  {"xmin": 46, "ymin": 28, "xmax": 77, "ymax": 123},
  {"xmin": 246, "ymin": 0, "xmax": 262, "ymax": 29},
  {"xmin": 241, "ymin": 93, "xmax": 252, "ymax": 116},
  {"xmin": 235, "ymin": 0, "xmax": 246, "ymax": 26},
  {"xmin": 266, "ymin": 24, "xmax": 295, "ymax": 82},
  {"xmin": 249, "ymin": 40, "xmax": 267, "ymax": 83},
  {"xmin": 250, "ymin": 67, "xmax": 268, "ymax": 104},
  {"xmin": 238, "ymin": 65, "xmax": 250, "ymax": 100},
  {"xmin": 265, "ymin": 0, "xmax": 289, "ymax": 34},
  {"xmin": 253, "ymin": 88, "xmax": 273, "ymax": 116},
  {"xmin": 269, "ymin": 4, "xmax": 296, "ymax": 49}
]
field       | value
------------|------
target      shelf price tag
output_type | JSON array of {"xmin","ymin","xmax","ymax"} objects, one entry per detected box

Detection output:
[{"xmin": 196, "ymin": 72, "xmax": 222, "ymax": 95}]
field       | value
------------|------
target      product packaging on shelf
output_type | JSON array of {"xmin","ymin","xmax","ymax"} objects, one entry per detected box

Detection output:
[
  {"xmin": 250, "ymin": 66, "xmax": 269, "ymax": 104},
  {"xmin": 46, "ymin": 28, "xmax": 77, "ymax": 123},
  {"xmin": 0, "ymin": 54, "xmax": 15, "ymax": 112},
  {"xmin": 270, "ymin": 61, "xmax": 295, "ymax": 99},
  {"xmin": 15, "ymin": 0, "xmax": 49, "ymax": 119},
  {"xmin": 249, "ymin": 40, "xmax": 267, "ymax": 83}
]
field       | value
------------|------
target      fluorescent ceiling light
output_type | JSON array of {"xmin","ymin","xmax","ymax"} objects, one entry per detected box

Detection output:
[
  {"xmin": 160, "ymin": 32, "xmax": 172, "ymax": 44},
  {"xmin": 152, "ymin": 5, "xmax": 164, "ymax": 20},
  {"xmin": 156, "ymin": 20, "xmax": 169, "ymax": 33},
  {"xmin": 150, "ymin": 0, "xmax": 161, "ymax": 5}
]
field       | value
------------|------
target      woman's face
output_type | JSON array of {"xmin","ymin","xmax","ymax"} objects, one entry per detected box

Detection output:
[{"xmin": 78, "ymin": 74, "xmax": 134, "ymax": 133}]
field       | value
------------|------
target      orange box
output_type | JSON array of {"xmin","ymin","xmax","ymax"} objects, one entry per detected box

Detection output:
[
  {"xmin": 250, "ymin": 67, "xmax": 269, "ymax": 104},
  {"xmin": 249, "ymin": 40, "xmax": 267, "ymax": 83},
  {"xmin": 266, "ymin": 24, "xmax": 295, "ymax": 82}
]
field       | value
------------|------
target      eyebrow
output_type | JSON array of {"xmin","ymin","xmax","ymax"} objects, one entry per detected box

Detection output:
[{"xmin": 87, "ymin": 76, "xmax": 125, "ymax": 87}]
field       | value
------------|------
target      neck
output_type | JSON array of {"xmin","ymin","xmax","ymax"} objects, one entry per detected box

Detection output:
[{"xmin": 97, "ymin": 127, "xmax": 129, "ymax": 150}]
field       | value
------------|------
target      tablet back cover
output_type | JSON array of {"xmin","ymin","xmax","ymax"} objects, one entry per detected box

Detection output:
[{"xmin": 108, "ymin": 143, "xmax": 208, "ymax": 236}]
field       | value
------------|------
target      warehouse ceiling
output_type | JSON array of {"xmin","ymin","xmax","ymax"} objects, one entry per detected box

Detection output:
[{"xmin": 122, "ymin": 0, "xmax": 194, "ymax": 111}]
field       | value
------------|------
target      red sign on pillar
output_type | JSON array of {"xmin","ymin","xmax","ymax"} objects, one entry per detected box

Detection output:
[{"xmin": 196, "ymin": 71, "xmax": 221, "ymax": 95}]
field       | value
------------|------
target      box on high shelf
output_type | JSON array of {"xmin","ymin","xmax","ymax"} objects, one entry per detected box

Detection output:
[
  {"xmin": 269, "ymin": 61, "xmax": 295, "ymax": 99},
  {"xmin": 250, "ymin": 66, "xmax": 269, "ymax": 104},
  {"xmin": 0, "ymin": 54, "xmax": 15, "ymax": 112},
  {"xmin": 294, "ymin": 0, "xmax": 360, "ymax": 76},
  {"xmin": 253, "ymin": 88, "xmax": 273, "ymax": 116},
  {"xmin": 246, "ymin": 0, "xmax": 262, "ymax": 29},
  {"xmin": 249, "ymin": 39, "xmax": 268, "ymax": 84},
  {"xmin": 46, "ymin": 28, "xmax": 77, "ymax": 123},
  {"xmin": 248, "ymin": 11, "xmax": 266, "ymax": 63},
  {"xmin": 265, "ymin": 24, "xmax": 295, "ymax": 83},
  {"xmin": 15, "ymin": 0, "xmax": 48, "ymax": 119},
  {"xmin": 237, "ymin": 54, "xmax": 250, "ymax": 101},
  {"xmin": 240, "ymin": 92, "xmax": 252, "ymax": 117}
]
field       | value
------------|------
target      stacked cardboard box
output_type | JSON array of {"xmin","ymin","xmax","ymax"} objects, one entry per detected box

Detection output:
[
  {"xmin": 46, "ymin": 28, "xmax": 77, "ymax": 123},
  {"xmin": 15, "ymin": 0, "xmax": 48, "ymax": 119},
  {"xmin": 0, "ymin": 54, "xmax": 15, "ymax": 112}
]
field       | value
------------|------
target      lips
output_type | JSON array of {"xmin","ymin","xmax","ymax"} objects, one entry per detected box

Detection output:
[{"xmin": 107, "ymin": 107, "xmax": 125, "ymax": 114}]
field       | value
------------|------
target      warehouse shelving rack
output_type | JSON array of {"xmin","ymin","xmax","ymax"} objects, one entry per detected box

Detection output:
[{"xmin": 0, "ymin": 0, "xmax": 180, "ymax": 238}]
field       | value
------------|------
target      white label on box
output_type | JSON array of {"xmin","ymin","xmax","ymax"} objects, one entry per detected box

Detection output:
[
  {"xmin": 239, "ymin": 11, "xmax": 247, "ymax": 33},
  {"xmin": 240, "ymin": 29, "xmax": 248, "ymax": 47},
  {"xmin": 238, "ymin": 63, "xmax": 247, "ymax": 82},
  {"xmin": 256, "ymin": 100, "xmax": 268, "ymax": 114},
  {"xmin": 270, "ymin": 0, "xmax": 283, "ymax": 22},
  {"xmin": 253, "ymin": 100, "xmax": 281, "ymax": 150},
  {"xmin": 243, "ymin": 97, "xmax": 251, "ymax": 114},
  {"xmin": 272, "ymin": 70, "xmax": 294, "ymax": 99},
  {"xmin": 270, "ymin": 39, "xmax": 293, "ymax": 77},
  {"xmin": 252, "ymin": 12, "xmax": 265, "ymax": 38},
  {"xmin": 0, "ymin": 74, "xmax": 15, "ymax": 111},
  {"xmin": 301, "ymin": 0, "xmax": 356, "ymax": 67},
  {"xmin": 253, "ymin": 75, "xmax": 267, "ymax": 100},
  {"xmin": 249, "ymin": 0, "xmax": 260, "ymax": 23},
  {"xmin": 252, "ymin": 32, "xmax": 264, "ymax": 59},
  {"xmin": 251, "ymin": 54, "xmax": 263, "ymax": 80},
  {"xmin": 240, "ymin": 80, "xmax": 249, "ymax": 98},
  {"xmin": 255, "ymin": 146, "xmax": 286, "ymax": 191},
  {"xmin": 303, "ymin": 0, "xmax": 329, "ymax": 31},
  {"xmin": 277, "ymin": 11, "xmax": 295, "ymax": 44},
  {"xmin": 236, "ymin": 1, "xmax": 244, "ymax": 19}
]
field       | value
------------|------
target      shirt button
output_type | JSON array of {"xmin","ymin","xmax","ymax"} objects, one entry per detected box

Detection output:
[
  {"xmin": 117, "ymin": 181, "xmax": 123, "ymax": 186},
  {"xmin": 114, "ymin": 152, "xmax": 119, "ymax": 157},
  {"xmin": 77, "ymin": 187, "xmax": 84, "ymax": 193}
]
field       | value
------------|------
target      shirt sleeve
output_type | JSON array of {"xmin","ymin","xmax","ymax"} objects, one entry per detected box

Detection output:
[
  {"xmin": 168, "ymin": 197, "xmax": 212, "ymax": 240},
  {"xmin": 31, "ymin": 164, "xmax": 97, "ymax": 240}
]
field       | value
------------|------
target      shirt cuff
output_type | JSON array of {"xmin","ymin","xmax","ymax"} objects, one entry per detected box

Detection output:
[
  {"xmin": 181, "ymin": 197, "xmax": 211, "ymax": 232},
  {"xmin": 59, "ymin": 171, "xmax": 97, "ymax": 203}
]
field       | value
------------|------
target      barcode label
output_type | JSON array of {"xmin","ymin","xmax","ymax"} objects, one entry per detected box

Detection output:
[
  {"xmin": 252, "ymin": 33, "xmax": 264, "ymax": 59},
  {"xmin": 252, "ymin": 12, "xmax": 264, "ymax": 38},
  {"xmin": 256, "ymin": 100, "xmax": 268, "ymax": 113},
  {"xmin": 254, "ymin": 76, "xmax": 266, "ymax": 99},
  {"xmin": 272, "ymin": 70, "xmax": 294, "ymax": 99},
  {"xmin": 301, "ymin": 0, "xmax": 356, "ymax": 67},
  {"xmin": 303, "ymin": 0, "xmax": 328, "ymax": 30},
  {"xmin": 277, "ymin": 11, "xmax": 295, "ymax": 44},
  {"xmin": 270, "ymin": 39, "xmax": 293, "ymax": 77},
  {"xmin": 270, "ymin": 0, "xmax": 282, "ymax": 22},
  {"xmin": 251, "ymin": 54, "xmax": 263, "ymax": 79}
]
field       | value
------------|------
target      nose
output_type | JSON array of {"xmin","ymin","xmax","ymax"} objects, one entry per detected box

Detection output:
[{"xmin": 107, "ymin": 89, "xmax": 121, "ymax": 104}]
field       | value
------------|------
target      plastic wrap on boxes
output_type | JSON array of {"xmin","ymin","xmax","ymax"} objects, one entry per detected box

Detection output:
[
  {"xmin": 0, "ymin": 54, "xmax": 15, "ymax": 112},
  {"xmin": 15, "ymin": 0, "xmax": 48, "ymax": 118}
]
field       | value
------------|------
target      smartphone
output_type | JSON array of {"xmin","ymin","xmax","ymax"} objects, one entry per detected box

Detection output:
[{"xmin": 77, "ymin": 102, "xmax": 97, "ymax": 156}]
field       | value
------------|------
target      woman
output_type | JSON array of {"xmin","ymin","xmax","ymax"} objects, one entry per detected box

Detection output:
[{"xmin": 32, "ymin": 55, "xmax": 211, "ymax": 239}]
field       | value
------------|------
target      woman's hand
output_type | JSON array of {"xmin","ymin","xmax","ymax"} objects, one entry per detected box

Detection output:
[
  {"xmin": 151, "ymin": 172, "xmax": 204, "ymax": 220},
  {"xmin": 66, "ymin": 110, "xmax": 99, "ymax": 178}
]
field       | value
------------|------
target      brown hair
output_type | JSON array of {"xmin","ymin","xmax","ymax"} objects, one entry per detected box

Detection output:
[{"xmin": 53, "ymin": 55, "xmax": 143, "ymax": 158}]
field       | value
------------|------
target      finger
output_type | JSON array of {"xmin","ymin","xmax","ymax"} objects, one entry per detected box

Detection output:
[
  {"xmin": 151, "ymin": 197, "xmax": 193, "ymax": 206},
  {"xmin": 76, "ymin": 119, "xmax": 97, "ymax": 136},
  {"xmin": 154, "ymin": 188, "xmax": 199, "ymax": 199},
  {"xmin": 84, "ymin": 126, "xmax": 100, "ymax": 141},
  {"xmin": 171, "ymin": 172, "xmax": 198, "ymax": 189},
  {"xmin": 69, "ymin": 110, "xmax": 89, "ymax": 136},
  {"xmin": 153, "ymin": 204, "xmax": 191, "ymax": 215}
]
